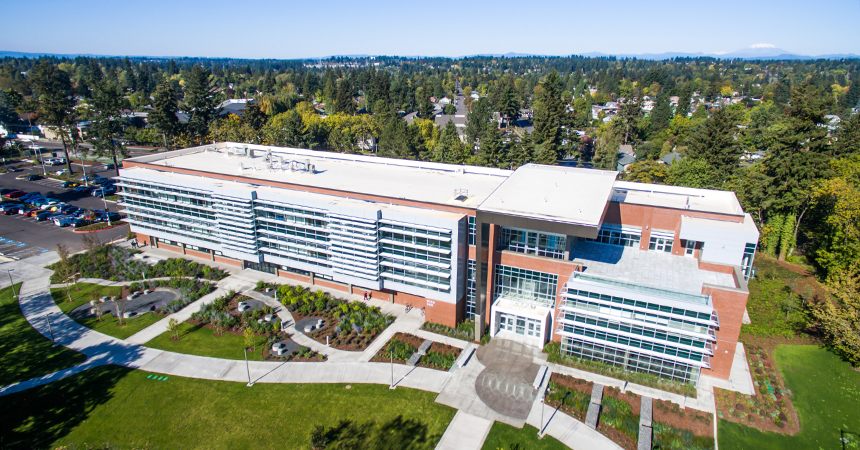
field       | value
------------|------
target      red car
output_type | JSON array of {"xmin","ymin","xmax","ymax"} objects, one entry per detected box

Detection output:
[{"xmin": 4, "ymin": 190, "xmax": 25, "ymax": 199}]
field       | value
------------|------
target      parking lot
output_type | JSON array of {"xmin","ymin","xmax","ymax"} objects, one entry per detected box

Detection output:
[{"xmin": 0, "ymin": 161, "xmax": 129, "ymax": 257}]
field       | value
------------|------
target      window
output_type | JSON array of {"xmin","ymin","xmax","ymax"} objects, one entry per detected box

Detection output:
[
  {"xmin": 682, "ymin": 240, "xmax": 701, "ymax": 257},
  {"xmin": 468, "ymin": 216, "xmax": 476, "ymax": 246},
  {"xmin": 585, "ymin": 225, "xmax": 641, "ymax": 247},
  {"xmin": 649, "ymin": 237, "xmax": 673, "ymax": 253},
  {"xmin": 466, "ymin": 260, "xmax": 476, "ymax": 319},
  {"xmin": 742, "ymin": 242, "xmax": 756, "ymax": 280},
  {"xmin": 494, "ymin": 264, "xmax": 558, "ymax": 306},
  {"xmin": 498, "ymin": 227, "xmax": 566, "ymax": 259}
]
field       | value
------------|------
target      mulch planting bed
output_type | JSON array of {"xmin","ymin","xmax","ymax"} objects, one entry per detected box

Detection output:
[
  {"xmin": 294, "ymin": 309, "xmax": 382, "ymax": 352},
  {"xmin": 545, "ymin": 373, "xmax": 593, "ymax": 422},
  {"xmin": 653, "ymin": 399, "xmax": 713, "ymax": 437},
  {"xmin": 714, "ymin": 334, "xmax": 810, "ymax": 434},
  {"xmin": 369, "ymin": 332, "xmax": 461, "ymax": 371},
  {"xmin": 262, "ymin": 342, "xmax": 327, "ymax": 362},
  {"xmin": 596, "ymin": 387, "xmax": 640, "ymax": 450}
]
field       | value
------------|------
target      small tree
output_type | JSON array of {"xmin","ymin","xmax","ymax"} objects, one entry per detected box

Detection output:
[
  {"xmin": 212, "ymin": 315, "xmax": 224, "ymax": 337},
  {"xmin": 244, "ymin": 326, "xmax": 255, "ymax": 351},
  {"xmin": 91, "ymin": 292, "xmax": 106, "ymax": 322},
  {"xmin": 113, "ymin": 297, "xmax": 128, "ymax": 325},
  {"xmin": 167, "ymin": 318, "xmax": 180, "ymax": 340}
]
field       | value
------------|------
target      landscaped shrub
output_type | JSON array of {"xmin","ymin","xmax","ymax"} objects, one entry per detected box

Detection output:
[
  {"xmin": 544, "ymin": 341, "xmax": 697, "ymax": 398},
  {"xmin": 385, "ymin": 339, "xmax": 416, "ymax": 361},
  {"xmin": 601, "ymin": 394, "xmax": 640, "ymax": 442},
  {"xmin": 546, "ymin": 378, "xmax": 591, "ymax": 420},
  {"xmin": 422, "ymin": 350, "xmax": 456, "ymax": 369},
  {"xmin": 421, "ymin": 320, "xmax": 475, "ymax": 341},
  {"xmin": 48, "ymin": 244, "xmax": 229, "ymax": 283}
]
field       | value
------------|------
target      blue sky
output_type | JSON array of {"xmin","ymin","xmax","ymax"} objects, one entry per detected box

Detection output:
[{"xmin": 2, "ymin": 0, "xmax": 858, "ymax": 58}]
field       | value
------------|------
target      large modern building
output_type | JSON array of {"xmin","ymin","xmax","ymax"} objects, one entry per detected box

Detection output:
[{"xmin": 117, "ymin": 143, "xmax": 758, "ymax": 385}]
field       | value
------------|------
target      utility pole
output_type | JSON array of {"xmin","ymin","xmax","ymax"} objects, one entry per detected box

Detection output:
[{"xmin": 7, "ymin": 269, "xmax": 17, "ymax": 299}]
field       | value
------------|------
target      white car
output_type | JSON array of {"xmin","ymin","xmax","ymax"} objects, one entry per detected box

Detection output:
[
  {"xmin": 55, "ymin": 169, "xmax": 69, "ymax": 176},
  {"xmin": 237, "ymin": 301, "xmax": 250, "ymax": 312}
]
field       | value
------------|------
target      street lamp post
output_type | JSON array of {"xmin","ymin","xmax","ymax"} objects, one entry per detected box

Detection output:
[
  {"xmin": 7, "ymin": 269, "xmax": 17, "ymax": 299},
  {"xmin": 244, "ymin": 347, "xmax": 253, "ymax": 387},
  {"xmin": 46, "ymin": 313, "xmax": 56, "ymax": 346},
  {"xmin": 34, "ymin": 147, "xmax": 46, "ymax": 176},
  {"xmin": 389, "ymin": 349, "xmax": 394, "ymax": 390},
  {"xmin": 101, "ymin": 193, "xmax": 112, "ymax": 226}
]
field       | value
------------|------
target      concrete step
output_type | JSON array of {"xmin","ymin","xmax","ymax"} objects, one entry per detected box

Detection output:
[{"xmin": 585, "ymin": 383, "xmax": 604, "ymax": 429}]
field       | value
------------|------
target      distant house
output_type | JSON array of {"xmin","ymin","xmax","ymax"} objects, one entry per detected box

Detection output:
[
  {"xmin": 661, "ymin": 152, "xmax": 684, "ymax": 165},
  {"xmin": 219, "ymin": 99, "xmax": 255, "ymax": 117},
  {"xmin": 470, "ymin": 92, "xmax": 480, "ymax": 100},
  {"xmin": 618, "ymin": 144, "xmax": 634, "ymax": 157},
  {"xmin": 617, "ymin": 153, "xmax": 636, "ymax": 172}
]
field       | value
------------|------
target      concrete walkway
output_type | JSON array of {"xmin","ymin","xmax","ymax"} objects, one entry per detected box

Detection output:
[{"xmin": 434, "ymin": 411, "xmax": 493, "ymax": 450}]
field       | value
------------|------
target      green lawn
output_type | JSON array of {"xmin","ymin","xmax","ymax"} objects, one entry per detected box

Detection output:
[
  {"xmin": 0, "ymin": 365, "xmax": 456, "ymax": 450},
  {"xmin": 0, "ymin": 284, "xmax": 87, "ymax": 386},
  {"xmin": 144, "ymin": 321, "xmax": 266, "ymax": 361},
  {"xmin": 481, "ymin": 423, "xmax": 570, "ymax": 450},
  {"xmin": 51, "ymin": 283, "xmax": 162, "ymax": 340},
  {"xmin": 719, "ymin": 345, "xmax": 860, "ymax": 450}
]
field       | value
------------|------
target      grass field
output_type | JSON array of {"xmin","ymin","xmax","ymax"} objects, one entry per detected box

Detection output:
[
  {"xmin": 0, "ymin": 283, "xmax": 87, "ymax": 386},
  {"xmin": 51, "ymin": 283, "xmax": 162, "ymax": 340},
  {"xmin": 0, "ymin": 365, "xmax": 456, "ymax": 450},
  {"xmin": 718, "ymin": 345, "xmax": 860, "ymax": 450},
  {"xmin": 481, "ymin": 422, "xmax": 569, "ymax": 450},
  {"xmin": 144, "ymin": 321, "xmax": 266, "ymax": 361}
]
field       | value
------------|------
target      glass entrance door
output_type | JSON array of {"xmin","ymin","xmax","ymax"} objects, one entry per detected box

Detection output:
[{"xmin": 498, "ymin": 313, "xmax": 541, "ymax": 338}]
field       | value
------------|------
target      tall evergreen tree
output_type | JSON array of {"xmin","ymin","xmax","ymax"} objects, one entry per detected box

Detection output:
[
  {"xmin": 675, "ymin": 84, "xmax": 692, "ymax": 117},
  {"xmin": 475, "ymin": 127, "xmax": 504, "ymax": 168},
  {"xmin": 418, "ymin": 89, "xmax": 435, "ymax": 120},
  {"xmin": 842, "ymin": 78, "xmax": 860, "ymax": 110},
  {"xmin": 334, "ymin": 78, "xmax": 356, "ymax": 115},
  {"xmin": 651, "ymin": 92, "xmax": 672, "ymax": 133},
  {"xmin": 532, "ymin": 70, "xmax": 567, "ymax": 162},
  {"xmin": 149, "ymin": 80, "xmax": 180, "ymax": 150},
  {"xmin": 465, "ymin": 98, "xmax": 493, "ymax": 149},
  {"xmin": 379, "ymin": 115, "xmax": 417, "ymax": 159},
  {"xmin": 836, "ymin": 112, "xmax": 860, "ymax": 157},
  {"xmin": 182, "ymin": 65, "xmax": 219, "ymax": 145},
  {"xmin": 686, "ymin": 107, "xmax": 743, "ymax": 183},
  {"xmin": 433, "ymin": 120, "xmax": 466, "ymax": 164},
  {"xmin": 88, "ymin": 80, "xmax": 128, "ymax": 176},
  {"xmin": 763, "ymin": 81, "xmax": 834, "ymax": 258},
  {"xmin": 30, "ymin": 60, "xmax": 75, "ymax": 174}
]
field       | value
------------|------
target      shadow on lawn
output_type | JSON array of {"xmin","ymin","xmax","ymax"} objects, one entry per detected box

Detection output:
[
  {"xmin": 316, "ymin": 415, "xmax": 442, "ymax": 450},
  {"xmin": 0, "ymin": 365, "xmax": 132, "ymax": 450},
  {"xmin": 0, "ymin": 302, "xmax": 86, "ymax": 386}
]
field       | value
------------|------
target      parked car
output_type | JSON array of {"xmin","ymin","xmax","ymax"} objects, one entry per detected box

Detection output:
[
  {"xmin": 20, "ymin": 192, "xmax": 43, "ymax": 201},
  {"xmin": 92, "ymin": 177, "xmax": 109, "ymax": 185},
  {"xmin": 1, "ymin": 204, "xmax": 20, "ymax": 214},
  {"xmin": 104, "ymin": 163, "xmax": 117, "ymax": 170},
  {"xmin": 72, "ymin": 218, "xmax": 90, "ymax": 228},
  {"xmin": 61, "ymin": 181, "xmax": 79, "ymax": 188},
  {"xmin": 35, "ymin": 211, "xmax": 54, "ymax": 221},
  {"xmin": 80, "ymin": 174, "xmax": 97, "ymax": 181},
  {"xmin": 5, "ymin": 190, "xmax": 25, "ymax": 198},
  {"xmin": 55, "ymin": 169, "xmax": 70, "ymax": 176},
  {"xmin": 96, "ymin": 212, "xmax": 121, "ymax": 222},
  {"xmin": 23, "ymin": 174, "xmax": 43, "ymax": 181},
  {"xmin": 92, "ymin": 187, "xmax": 116, "ymax": 197},
  {"xmin": 6, "ymin": 166, "xmax": 22, "ymax": 172},
  {"xmin": 58, "ymin": 205, "xmax": 78, "ymax": 214},
  {"xmin": 53, "ymin": 216, "xmax": 74, "ymax": 227},
  {"xmin": 27, "ymin": 209, "xmax": 44, "ymax": 217},
  {"xmin": 0, "ymin": 189, "xmax": 15, "ymax": 196}
]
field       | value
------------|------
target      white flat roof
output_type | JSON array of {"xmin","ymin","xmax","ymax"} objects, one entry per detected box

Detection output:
[
  {"xmin": 128, "ymin": 143, "xmax": 511, "ymax": 208},
  {"xmin": 612, "ymin": 181, "xmax": 744, "ymax": 217},
  {"xmin": 680, "ymin": 214, "xmax": 758, "ymax": 233},
  {"xmin": 478, "ymin": 165, "xmax": 618, "ymax": 227}
]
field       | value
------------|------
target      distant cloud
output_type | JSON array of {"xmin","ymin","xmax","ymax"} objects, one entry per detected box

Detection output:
[{"xmin": 749, "ymin": 43, "xmax": 776, "ymax": 49}]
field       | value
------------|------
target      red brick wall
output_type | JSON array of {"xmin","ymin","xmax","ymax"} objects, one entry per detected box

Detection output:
[
  {"xmin": 214, "ymin": 255, "xmax": 242, "ymax": 267},
  {"xmin": 134, "ymin": 233, "xmax": 151, "ymax": 246},
  {"xmin": 159, "ymin": 243, "xmax": 182, "ymax": 254},
  {"xmin": 702, "ymin": 288, "xmax": 749, "ymax": 380},
  {"xmin": 392, "ymin": 290, "xmax": 426, "ymax": 307},
  {"xmin": 185, "ymin": 249, "xmax": 210, "ymax": 260},
  {"xmin": 425, "ymin": 298, "xmax": 457, "ymax": 327},
  {"xmin": 352, "ymin": 287, "xmax": 388, "ymax": 302},
  {"xmin": 314, "ymin": 278, "xmax": 349, "ymax": 293},
  {"xmin": 699, "ymin": 261, "xmax": 736, "ymax": 276},
  {"xmin": 277, "ymin": 270, "xmax": 312, "ymax": 284}
]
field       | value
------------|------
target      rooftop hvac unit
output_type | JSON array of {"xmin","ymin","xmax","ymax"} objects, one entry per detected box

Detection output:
[
  {"xmin": 308, "ymin": 164, "xmax": 316, "ymax": 174},
  {"xmin": 249, "ymin": 148, "xmax": 255, "ymax": 158}
]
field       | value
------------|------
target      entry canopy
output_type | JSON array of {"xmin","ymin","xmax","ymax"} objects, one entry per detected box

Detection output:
[{"xmin": 477, "ymin": 165, "xmax": 618, "ymax": 238}]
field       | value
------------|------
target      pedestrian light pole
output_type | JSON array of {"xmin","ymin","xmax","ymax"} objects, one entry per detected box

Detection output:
[
  {"xmin": 7, "ymin": 269, "xmax": 17, "ymax": 299},
  {"xmin": 244, "ymin": 347, "xmax": 253, "ymax": 387},
  {"xmin": 389, "ymin": 349, "xmax": 394, "ymax": 390},
  {"xmin": 46, "ymin": 313, "xmax": 56, "ymax": 346}
]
